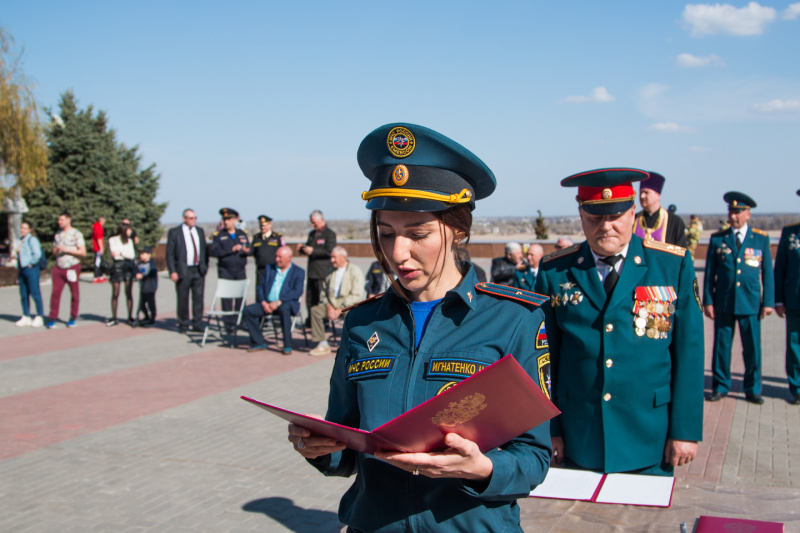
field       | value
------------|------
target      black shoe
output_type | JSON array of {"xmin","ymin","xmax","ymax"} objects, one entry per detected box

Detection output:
[
  {"xmin": 746, "ymin": 394, "xmax": 765, "ymax": 405},
  {"xmin": 130, "ymin": 320, "xmax": 139, "ymax": 328},
  {"xmin": 790, "ymin": 393, "xmax": 800, "ymax": 405},
  {"xmin": 705, "ymin": 392, "xmax": 727, "ymax": 402},
  {"xmin": 191, "ymin": 325, "xmax": 204, "ymax": 333},
  {"xmin": 179, "ymin": 326, "xmax": 188, "ymax": 334}
]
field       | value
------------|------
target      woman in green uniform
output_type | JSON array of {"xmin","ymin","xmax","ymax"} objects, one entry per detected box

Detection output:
[{"xmin": 287, "ymin": 123, "xmax": 552, "ymax": 532}]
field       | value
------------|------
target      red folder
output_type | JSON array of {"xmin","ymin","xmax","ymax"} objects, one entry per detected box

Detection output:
[
  {"xmin": 696, "ymin": 515, "xmax": 784, "ymax": 532},
  {"xmin": 241, "ymin": 354, "xmax": 560, "ymax": 455}
]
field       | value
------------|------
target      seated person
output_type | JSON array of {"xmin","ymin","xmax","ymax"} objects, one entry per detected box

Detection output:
[
  {"xmin": 490, "ymin": 242, "xmax": 526, "ymax": 285},
  {"xmin": 308, "ymin": 246, "xmax": 365, "ymax": 356},
  {"xmin": 242, "ymin": 246, "xmax": 305, "ymax": 355}
]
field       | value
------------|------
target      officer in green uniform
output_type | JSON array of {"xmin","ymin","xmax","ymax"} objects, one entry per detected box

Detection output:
[
  {"xmin": 704, "ymin": 192, "xmax": 774, "ymax": 404},
  {"xmin": 535, "ymin": 168, "xmax": 704, "ymax": 475},
  {"xmin": 287, "ymin": 123, "xmax": 552, "ymax": 532},
  {"xmin": 250, "ymin": 214, "xmax": 285, "ymax": 298},
  {"xmin": 773, "ymin": 190, "xmax": 800, "ymax": 405},
  {"xmin": 209, "ymin": 208, "xmax": 251, "ymax": 333}
]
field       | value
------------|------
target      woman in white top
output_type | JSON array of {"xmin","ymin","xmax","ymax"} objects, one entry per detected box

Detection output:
[{"xmin": 107, "ymin": 222, "xmax": 136, "ymax": 326}]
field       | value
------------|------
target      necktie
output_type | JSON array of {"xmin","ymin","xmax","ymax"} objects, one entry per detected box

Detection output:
[
  {"xmin": 191, "ymin": 231, "xmax": 199, "ymax": 264},
  {"xmin": 600, "ymin": 255, "xmax": 623, "ymax": 296},
  {"xmin": 736, "ymin": 231, "xmax": 743, "ymax": 249}
]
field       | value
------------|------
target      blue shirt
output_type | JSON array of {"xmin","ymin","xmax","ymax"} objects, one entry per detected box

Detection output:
[
  {"xmin": 268, "ymin": 265, "xmax": 290, "ymax": 302},
  {"xmin": 410, "ymin": 298, "xmax": 442, "ymax": 347},
  {"xmin": 18, "ymin": 234, "xmax": 42, "ymax": 269}
]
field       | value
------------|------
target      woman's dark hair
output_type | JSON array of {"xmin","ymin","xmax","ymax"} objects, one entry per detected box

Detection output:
[
  {"xmin": 369, "ymin": 203, "xmax": 473, "ymax": 299},
  {"xmin": 117, "ymin": 222, "xmax": 131, "ymax": 245}
]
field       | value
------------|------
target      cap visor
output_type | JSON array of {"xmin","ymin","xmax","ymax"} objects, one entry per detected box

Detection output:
[
  {"xmin": 580, "ymin": 200, "xmax": 634, "ymax": 216},
  {"xmin": 366, "ymin": 196, "xmax": 462, "ymax": 212}
]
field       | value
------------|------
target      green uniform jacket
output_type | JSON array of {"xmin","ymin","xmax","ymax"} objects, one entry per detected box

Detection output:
[
  {"xmin": 703, "ymin": 227, "xmax": 774, "ymax": 315},
  {"xmin": 774, "ymin": 223, "xmax": 800, "ymax": 310},
  {"xmin": 535, "ymin": 236, "xmax": 704, "ymax": 473},
  {"xmin": 309, "ymin": 265, "xmax": 552, "ymax": 532},
  {"xmin": 512, "ymin": 268, "xmax": 536, "ymax": 291}
]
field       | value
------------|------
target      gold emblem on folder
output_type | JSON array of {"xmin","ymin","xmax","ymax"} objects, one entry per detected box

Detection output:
[{"xmin": 431, "ymin": 393, "xmax": 487, "ymax": 427}]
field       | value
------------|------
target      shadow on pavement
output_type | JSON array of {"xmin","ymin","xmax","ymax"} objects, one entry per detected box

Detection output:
[{"xmin": 243, "ymin": 497, "xmax": 342, "ymax": 533}]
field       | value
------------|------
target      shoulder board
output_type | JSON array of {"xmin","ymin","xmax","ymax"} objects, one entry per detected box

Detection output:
[
  {"xmin": 543, "ymin": 243, "xmax": 580, "ymax": 263},
  {"xmin": 643, "ymin": 240, "xmax": 686, "ymax": 257},
  {"xmin": 274, "ymin": 231, "xmax": 283, "ymax": 236},
  {"xmin": 752, "ymin": 228, "xmax": 768, "ymax": 237},
  {"xmin": 475, "ymin": 282, "xmax": 548, "ymax": 307},
  {"xmin": 711, "ymin": 230, "xmax": 727, "ymax": 236},
  {"xmin": 343, "ymin": 292, "xmax": 385, "ymax": 312},
  {"xmin": 212, "ymin": 231, "xmax": 219, "ymax": 236}
]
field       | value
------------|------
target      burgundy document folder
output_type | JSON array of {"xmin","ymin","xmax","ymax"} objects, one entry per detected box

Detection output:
[
  {"xmin": 696, "ymin": 515, "xmax": 784, "ymax": 532},
  {"xmin": 241, "ymin": 354, "xmax": 560, "ymax": 455}
]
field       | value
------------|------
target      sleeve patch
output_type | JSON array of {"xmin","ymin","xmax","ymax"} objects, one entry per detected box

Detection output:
[
  {"xmin": 537, "ymin": 353, "xmax": 551, "ymax": 400},
  {"xmin": 536, "ymin": 321, "xmax": 548, "ymax": 349}
]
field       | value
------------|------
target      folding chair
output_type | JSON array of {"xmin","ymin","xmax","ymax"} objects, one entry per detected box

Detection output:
[
  {"xmin": 328, "ymin": 316, "xmax": 343, "ymax": 347},
  {"xmin": 201, "ymin": 279, "xmax": 250, "ymax": 348},
  {"xmin": 258, "ymin": 309, "xmax": 310, "ymax": 348}
]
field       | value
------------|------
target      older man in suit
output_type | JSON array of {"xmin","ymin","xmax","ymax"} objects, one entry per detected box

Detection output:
[
  {"xmin": 166, "ymin": 208, "xmax": 209, "ymax": 333},
  {"xmin": 242, "ymin": 246, "xmax": 305, "ymax": 355}
]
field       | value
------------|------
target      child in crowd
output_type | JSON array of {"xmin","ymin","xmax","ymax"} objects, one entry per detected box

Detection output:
[{"xmin": 134, "ymin": 246, "xmax": 158, "ymax": 327}]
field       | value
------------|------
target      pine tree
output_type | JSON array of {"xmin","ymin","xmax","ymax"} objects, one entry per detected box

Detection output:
[
  {"xmin": 534, "ymin": 210, "xmax": 549, "ymax": 240},
  {"xmin": 25, "ymin": 91, "xmax": 167, "ymax": 260}
]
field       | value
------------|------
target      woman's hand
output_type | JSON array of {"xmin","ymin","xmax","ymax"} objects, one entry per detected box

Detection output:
[
  {"xmin": 375, "ymin": 433, "xmax": 493, "ymax": 481},
  {"xmin": 287, "ymin": 418, "xmax": 346, "ymax": 460}
]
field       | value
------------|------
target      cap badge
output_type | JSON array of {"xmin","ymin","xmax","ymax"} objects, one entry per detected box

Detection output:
[
  {"xmin": 732, "ymin": 200, "xmax": 738, "ymax": 206},
  {"xmin": 392, "ymin": 164, "xmax": 409, "ymax": 187},
  {"xmin": 602, "ymin": 188, "xmax": 612, "ymax": 199},
  {"xmin": 386, "ymin": 126, "xmax": 415, "ymax": 158}
]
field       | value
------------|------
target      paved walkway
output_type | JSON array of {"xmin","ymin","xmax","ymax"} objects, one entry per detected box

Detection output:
[{"xmin": 1, "ymin": 259, "xmax": 799, "ymax": 531}]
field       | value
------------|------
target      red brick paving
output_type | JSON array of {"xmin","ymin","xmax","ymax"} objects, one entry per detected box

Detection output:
[{"xmin": 0, "ymin": 343, "xmax": 332, "ymax": 461}]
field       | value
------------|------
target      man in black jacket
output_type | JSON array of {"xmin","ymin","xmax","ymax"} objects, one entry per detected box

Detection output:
[
  {"xmin": 296, "ymin": 209, "xmax": 336, "ymax": 323},
  {"xmin": 166, "ymin": 208, "xmax": 209, "ymax": 333}
]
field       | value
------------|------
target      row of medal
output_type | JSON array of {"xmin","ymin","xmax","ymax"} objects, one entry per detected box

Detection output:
[
  {"xmin": 550, "ymin": 282, "xmax": 583, "ymax": 307},
  {"xmin": 632, "ymin": 286, "xmax": 677, "ymax": 339}
]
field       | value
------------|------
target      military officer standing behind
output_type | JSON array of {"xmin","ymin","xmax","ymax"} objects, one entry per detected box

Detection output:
[
  {"xmin": 250, "ymin": 214, "xmax": 285, "ymax": 299},
  {"xmin": 633, "ymin": 171, "xmax": 688, "ymax": 248},
  {"xmin": 775, "ymin": 192, "xmax": 800, "ymax": 405},
  {"xmin": 209, "ymin": 208, "xmax": 251, "ymax": 333},
  {"xmin": 535, "ymin": 168, "xmax": 704, "ymax": 475},
  {"xmin": 704, "ymin": 192, "xmax": 774, "ymax": 404}
]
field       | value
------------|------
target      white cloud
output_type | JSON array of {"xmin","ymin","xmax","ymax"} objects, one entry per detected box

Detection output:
[
  {"xmin": 682, "ymin": 2, "xmax": 777, "ymax": 36},
  {"xmin": 640, "ymin": 83, "xmax": 669, "ymax": 101},
  {"xmin": 688, "ymin": 146, "xmax": 712, "ymax": 153},
  {"xmin": 560, "ymin": 86, "xmax": 615, "ymax": 104},
  {"xmin": 676, "ymin": 53, "xmax": 723, "ymax": 67},
  {"xmin": 784, "ymin": 2, "xmax": 800, "ymax": 19},
  {"xmin": 648, "ymin": 122, "xmax": 693, "ymax": 132},
  {"xmin": 753, "ymin": 98, "xmax": 800, "ymax": 112}
]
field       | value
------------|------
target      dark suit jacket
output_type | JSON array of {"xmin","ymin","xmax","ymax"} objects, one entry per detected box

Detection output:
[
  {"xmin": 257, "ymin": 263, "xmax": 305, "ymax": 315},
  {"xmin": 166, "ymin": 224, "xmax": 209, "ymax": 279}
]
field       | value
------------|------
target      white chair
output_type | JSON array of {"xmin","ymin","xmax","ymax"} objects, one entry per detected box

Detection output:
[{"xmin": 201, "ymin": 279, "xmax": 250, "ymax": 348}]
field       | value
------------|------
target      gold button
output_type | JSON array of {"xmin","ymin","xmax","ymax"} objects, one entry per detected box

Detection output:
[
  {"xmin": 737, "ymin": 269, "xmax": 741, "ymax": 274},
  {"xmin": 603, "ymin": 393, "xmax": 612, "ymax": 401},
  {"xmin": 605, "ymin": 324, "xmax": 614, "ymax": 332},
  {"xmin": 737, "ymin": 258, "xmax": 742, "ymax": 263},
  {"xmin": 605, "ymin": 359, "xmax": 613, "ymax": 368},
  {"xmin": 736, "ymin": 282, "xmax": 741, "ymax": 287}
]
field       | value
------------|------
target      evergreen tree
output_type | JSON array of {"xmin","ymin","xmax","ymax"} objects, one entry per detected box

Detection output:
[
  {"xmin": 534, "ymin": 210, "xmax": 549, "ymax": 240},
  {"xmin": 25, "ymin": 91, "xmax": 167, "ymax": 260}
]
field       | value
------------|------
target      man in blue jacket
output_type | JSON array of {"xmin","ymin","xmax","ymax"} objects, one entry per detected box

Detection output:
[
  {"xmin": 772, "ymin": 190, "xmax": 800, "ymax": 405},
  {"xmin": 704, "ymin": 192, "xmax": 774, "ymax": 404},
  {"xmin": 242, "ymin": 246, "xmax": 305, "ymax": 355},
  {"xmin": 535, "ymin": 168, "xmax": 704, "ymax": 475}
]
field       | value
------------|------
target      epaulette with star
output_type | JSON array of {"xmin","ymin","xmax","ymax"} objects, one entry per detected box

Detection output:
[
  {"xmin": 343, "ymin": 292, "xmax": 386, "ymax": 312},
  {"xmin": 212, "ymin": 231, "xmax": 219, "ymax": 236},
  {"xmin": 543, "ymin": 243, "xmax": 580, "ymax": 263},
  {"xmin": 643, "ymin": 239, "xmax": 686, "ymax": 257},
  {"xmin": 752, "ymin": 228, "xmax": 768, "ymax": 237},
  {"xmin": 475, "ymin": 282, "xmax": 548, "ymax": 307}
]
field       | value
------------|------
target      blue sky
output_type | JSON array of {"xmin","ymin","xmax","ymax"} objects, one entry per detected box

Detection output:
[{"xmin": 3, "ymin": 1, "xmax": 799, "ymax": 223}]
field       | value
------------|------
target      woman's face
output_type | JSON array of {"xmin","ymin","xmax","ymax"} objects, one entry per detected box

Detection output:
[
  {"xmin": 126, "ymin": 227, "xmax": 133, "ymax": 237},
  {"xmin": 20, "ymin": 223, "xmax": 30, "ymax": 237},
  {"xmin": 376, "ymin": 210, "xmax": 462, "ymax": 302}
]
